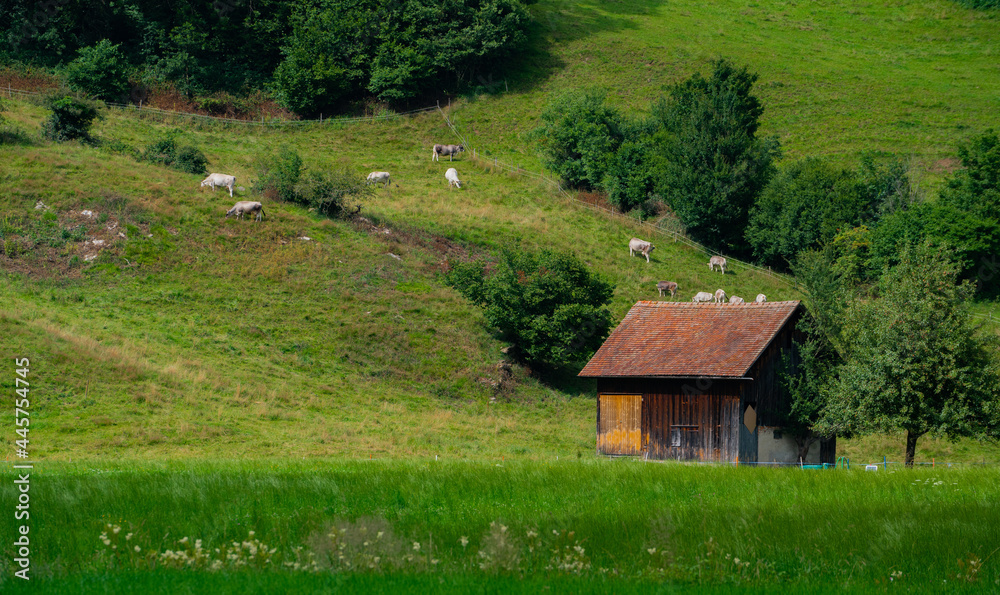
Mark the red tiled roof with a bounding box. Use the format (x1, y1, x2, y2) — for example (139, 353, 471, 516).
(579, 300, 802, 378)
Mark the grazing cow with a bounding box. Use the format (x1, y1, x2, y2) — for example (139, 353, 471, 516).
(226, 201, 265, 222)
(708, 255, 727, 274)
(433, 144, 465, 162)
(656, 281, 678, 298)
(445, 168, 462, 189)
(628, 238, 656, 262)
(201, 173, 237, 197)
(729, 296, 745, 304)
(755, 294, 767, 304)
(692, 291, 714, 303)
(366, 171, 392, 188)
(714, 289, 728, 304)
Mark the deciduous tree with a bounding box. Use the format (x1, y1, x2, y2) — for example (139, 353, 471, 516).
(446, 247, 614, 367)
(820, 243, 1000, 466)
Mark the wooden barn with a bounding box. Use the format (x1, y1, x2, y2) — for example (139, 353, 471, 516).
(579, 300, 835, 464)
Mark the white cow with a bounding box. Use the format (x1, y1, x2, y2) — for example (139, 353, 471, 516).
(628, 238, 656, 262)
(445, 168, 462, 189)
(201, 173, 237, 197)
(226, 201, 264, 222)
(755, 294, 767, 304)
(656, 281, 678, 298)
(708, 255, 727, 274)
(692, 291, 714, 303)
(433, 144, 465, 161)
(729, 296, 745, 304)
(366, 171, 392, 188)
(714, 289, 728, 304)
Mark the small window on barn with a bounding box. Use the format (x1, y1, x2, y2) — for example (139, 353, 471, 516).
(774, 430, 783, 440)
(670, 428, 681, 447)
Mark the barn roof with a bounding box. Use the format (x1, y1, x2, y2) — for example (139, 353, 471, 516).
(579, 300, 802, 378)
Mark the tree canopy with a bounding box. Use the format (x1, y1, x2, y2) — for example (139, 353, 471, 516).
(650, 59, 780, 254)
(818, 243, 1000, 465)
(445, 247, 614, 367)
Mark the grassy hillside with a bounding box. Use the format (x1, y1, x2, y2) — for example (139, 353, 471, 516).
(2, 0, 1000, 465)
(0, 97, 797, 461)
(458, 0, 1000, 185)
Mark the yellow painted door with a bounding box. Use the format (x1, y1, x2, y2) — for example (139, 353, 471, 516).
(598, 394, 642, 455)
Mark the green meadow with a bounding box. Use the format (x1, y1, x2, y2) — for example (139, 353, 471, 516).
(2, 0, 1000, 590)
(2, 462, 999, 592)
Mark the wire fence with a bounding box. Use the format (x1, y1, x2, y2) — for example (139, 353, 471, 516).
(435, 106, 799, 289)
(2, 84, 440, 126)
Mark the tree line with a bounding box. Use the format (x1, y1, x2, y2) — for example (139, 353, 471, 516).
(1, 0, 531, 114)
(535, 59, 1000, 297)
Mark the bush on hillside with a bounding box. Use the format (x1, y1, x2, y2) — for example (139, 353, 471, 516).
(41, 96, 102, 142)
(445, 247, 614, 367)
(650, 59, 781, 255)
(601, 123, 659, 213)
(940, 129, 1000, 217)
(535, 90, 625, 191)
(253, 147, 303, 202)
(867, 203, 1000, 293)
(293, 171, 372, 218)
(64, 39, 131, 102)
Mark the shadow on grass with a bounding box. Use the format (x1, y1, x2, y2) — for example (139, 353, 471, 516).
(0, 125, 36, 146)
(495, 0, 670, 93)
(533, 360, 598, 397)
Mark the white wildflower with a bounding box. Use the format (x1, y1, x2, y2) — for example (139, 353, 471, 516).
(460, 536, 469, 548)
(413, 542, 421, 551)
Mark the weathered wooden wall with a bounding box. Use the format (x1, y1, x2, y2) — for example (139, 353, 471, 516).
(596, 394, 642, 455)
(597, 378, 744, 461)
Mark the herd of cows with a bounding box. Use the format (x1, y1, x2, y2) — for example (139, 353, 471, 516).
(629, 237, 767, 305)
(198, 143, 766, 304)
(200, 143, 470, 220)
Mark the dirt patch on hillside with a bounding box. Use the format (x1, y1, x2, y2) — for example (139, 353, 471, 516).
(350, 215, 481, 268)
(928, 157, 962, 175)
(1, 200, 152, 280)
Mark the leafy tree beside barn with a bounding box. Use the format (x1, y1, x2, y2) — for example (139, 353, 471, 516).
(818, 243, 1000, 466)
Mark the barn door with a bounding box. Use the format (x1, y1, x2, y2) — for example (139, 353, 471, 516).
(597, 394, 642, 455)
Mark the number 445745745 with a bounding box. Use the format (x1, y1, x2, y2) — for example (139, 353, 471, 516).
(15, 358, 29, 451)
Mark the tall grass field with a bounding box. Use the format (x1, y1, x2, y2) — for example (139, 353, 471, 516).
(2, 461, 999, 592)
(2, 0, 1000, 591)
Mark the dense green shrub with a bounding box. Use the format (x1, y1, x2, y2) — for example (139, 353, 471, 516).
(746, 158, 870, 268)
(940, 129, 1000, 217)
(64, 40, 131, 102)
(600, 121, 658, 213)
(293, 171, 372, 218)
(650, 59, 781, 255)
(868, 203, 1000, 291)
(140, 137, 208, 175)
(253, 147, 304, 202)
(41, 96, 101, 142)
(535, 90, 624, 191)
(445, 247, 614, 367)
(252, 147, 369, 217)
